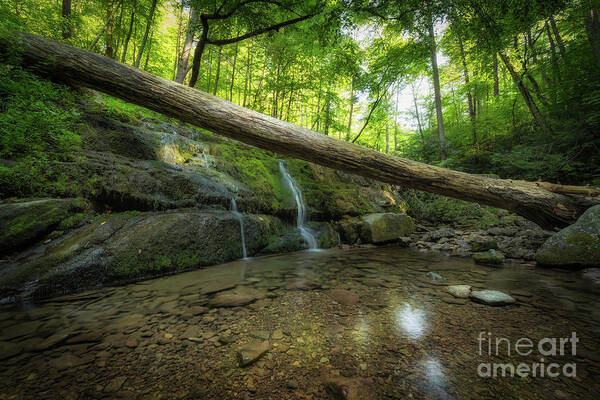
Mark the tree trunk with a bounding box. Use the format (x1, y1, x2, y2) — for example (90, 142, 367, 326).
(188, 16, 208, 88)
(61, 0, 72, 40)
(493, 53, 499, 96)
(411, 81, 425, 145)
(134, 0, 157, 68)
(143, 29, 153, 70)
(549, 15, 567, 59)
(213, 47, 222, 96)
(243, 42, 252, 107)
(546, 22, 562, 93)
(346, 75, 354, 141)
(114, 0, 125, 56)
(4, 32, 597, 228)
(105, 0, 115, 58)
(457, 32, 477, 146)
(229, 41, 239, 101)
(121, 0, 136, 63)
(385, 124, 389, 154)
(428, 20, 446, 159)
(173, 2, 184, 80)
(175, 7, 197, 83)
(584, 5, 600, 70)
(498, 51, 551, 132)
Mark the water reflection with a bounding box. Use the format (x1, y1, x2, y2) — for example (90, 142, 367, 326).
(419, 357, 454, 399)
(394, 303, 427, 339)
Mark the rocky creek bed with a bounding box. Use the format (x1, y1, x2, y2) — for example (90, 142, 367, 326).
(1, 246, 599, 399)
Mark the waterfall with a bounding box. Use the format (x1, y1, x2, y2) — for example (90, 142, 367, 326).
(230, 198, 247, 259)
(278, 161, 318, 250)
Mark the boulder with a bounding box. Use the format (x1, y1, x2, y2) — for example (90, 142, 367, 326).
(0, 198, 87, 253)
(360, 213, 414, 243)
(536, 205, 600, 268)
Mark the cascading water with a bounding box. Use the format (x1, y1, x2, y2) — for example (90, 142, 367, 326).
(278, 161, 318, 250)
(230, 198, 248, 259)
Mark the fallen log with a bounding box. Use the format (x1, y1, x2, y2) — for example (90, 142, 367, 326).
(1, 31, 598, 229)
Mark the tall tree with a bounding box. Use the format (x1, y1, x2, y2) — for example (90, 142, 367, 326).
(428, 18, 446, 159)
(61, 0, 72, 40)
(135, 0, 158, 68)
(121, 0, 137, 63)
(175, 7, 198, 83)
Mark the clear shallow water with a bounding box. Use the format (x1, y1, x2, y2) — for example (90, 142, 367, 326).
(0, 246, 599, 399)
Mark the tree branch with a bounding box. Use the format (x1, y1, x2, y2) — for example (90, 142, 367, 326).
(206, 13, 316, 46)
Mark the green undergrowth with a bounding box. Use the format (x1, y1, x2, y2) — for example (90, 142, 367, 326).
(0, 66, 81, 197)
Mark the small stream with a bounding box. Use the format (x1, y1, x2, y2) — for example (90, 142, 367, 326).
(1, 247, 599, 399)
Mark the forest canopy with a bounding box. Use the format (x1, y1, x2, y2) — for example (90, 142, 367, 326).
(1, 0, 599, 185)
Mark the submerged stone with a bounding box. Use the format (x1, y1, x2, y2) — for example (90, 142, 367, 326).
(426, 272, 445, 281)
(473, 249, 504, 265)
(470, 290, 516, 306)
(327, 289, 359, 305)
(236, 340, 269, 367)
(447, 285, 472, 298)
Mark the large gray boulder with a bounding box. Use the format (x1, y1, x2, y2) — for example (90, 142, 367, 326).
(536, 205, 600, 268)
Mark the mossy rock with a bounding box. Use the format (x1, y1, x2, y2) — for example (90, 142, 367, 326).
(470, 238, 499, 252)
(358, 213, 415, 244)
(536, 205, 600, 268)
(0, 210, 282, 300)
(473, 250, 505, 265)
(0, 198, 88, 253)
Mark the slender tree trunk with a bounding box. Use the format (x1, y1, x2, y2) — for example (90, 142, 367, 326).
(143, 29, 153, 70)
(206, 50, 212, 92)
(229, 41, 239, 101)
(385, 124, 389, 154)
(499, 51, 551, 131)
(134, 0, 157, 68)
(61, 0, 72, 39)
(188, 16, 208, 87)
(114, 0, 125, 55)
(213, 47, 222, 96)
(324, 90, 331, 135)
(346, 75, 355, 141)
(549, 15, 567, 59)
(394, 88, 398, 151)
(411, 82, 425, 145)
(547, 23, 562, 85)
(457, 32, 477, 145)
(493, 53, 499, 96)
(584, 5, 600, 70)
(173, 2, 184, 80)
(105, 0, 115, 58)
(175, 7, 197, 83)
(121, 0, 136, 63)
(243, 41, 252, 107)
(428, 20, 446, 159)
(253, 60, 266, 109)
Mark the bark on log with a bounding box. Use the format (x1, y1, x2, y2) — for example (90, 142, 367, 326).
(1, 32, 599, 229)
